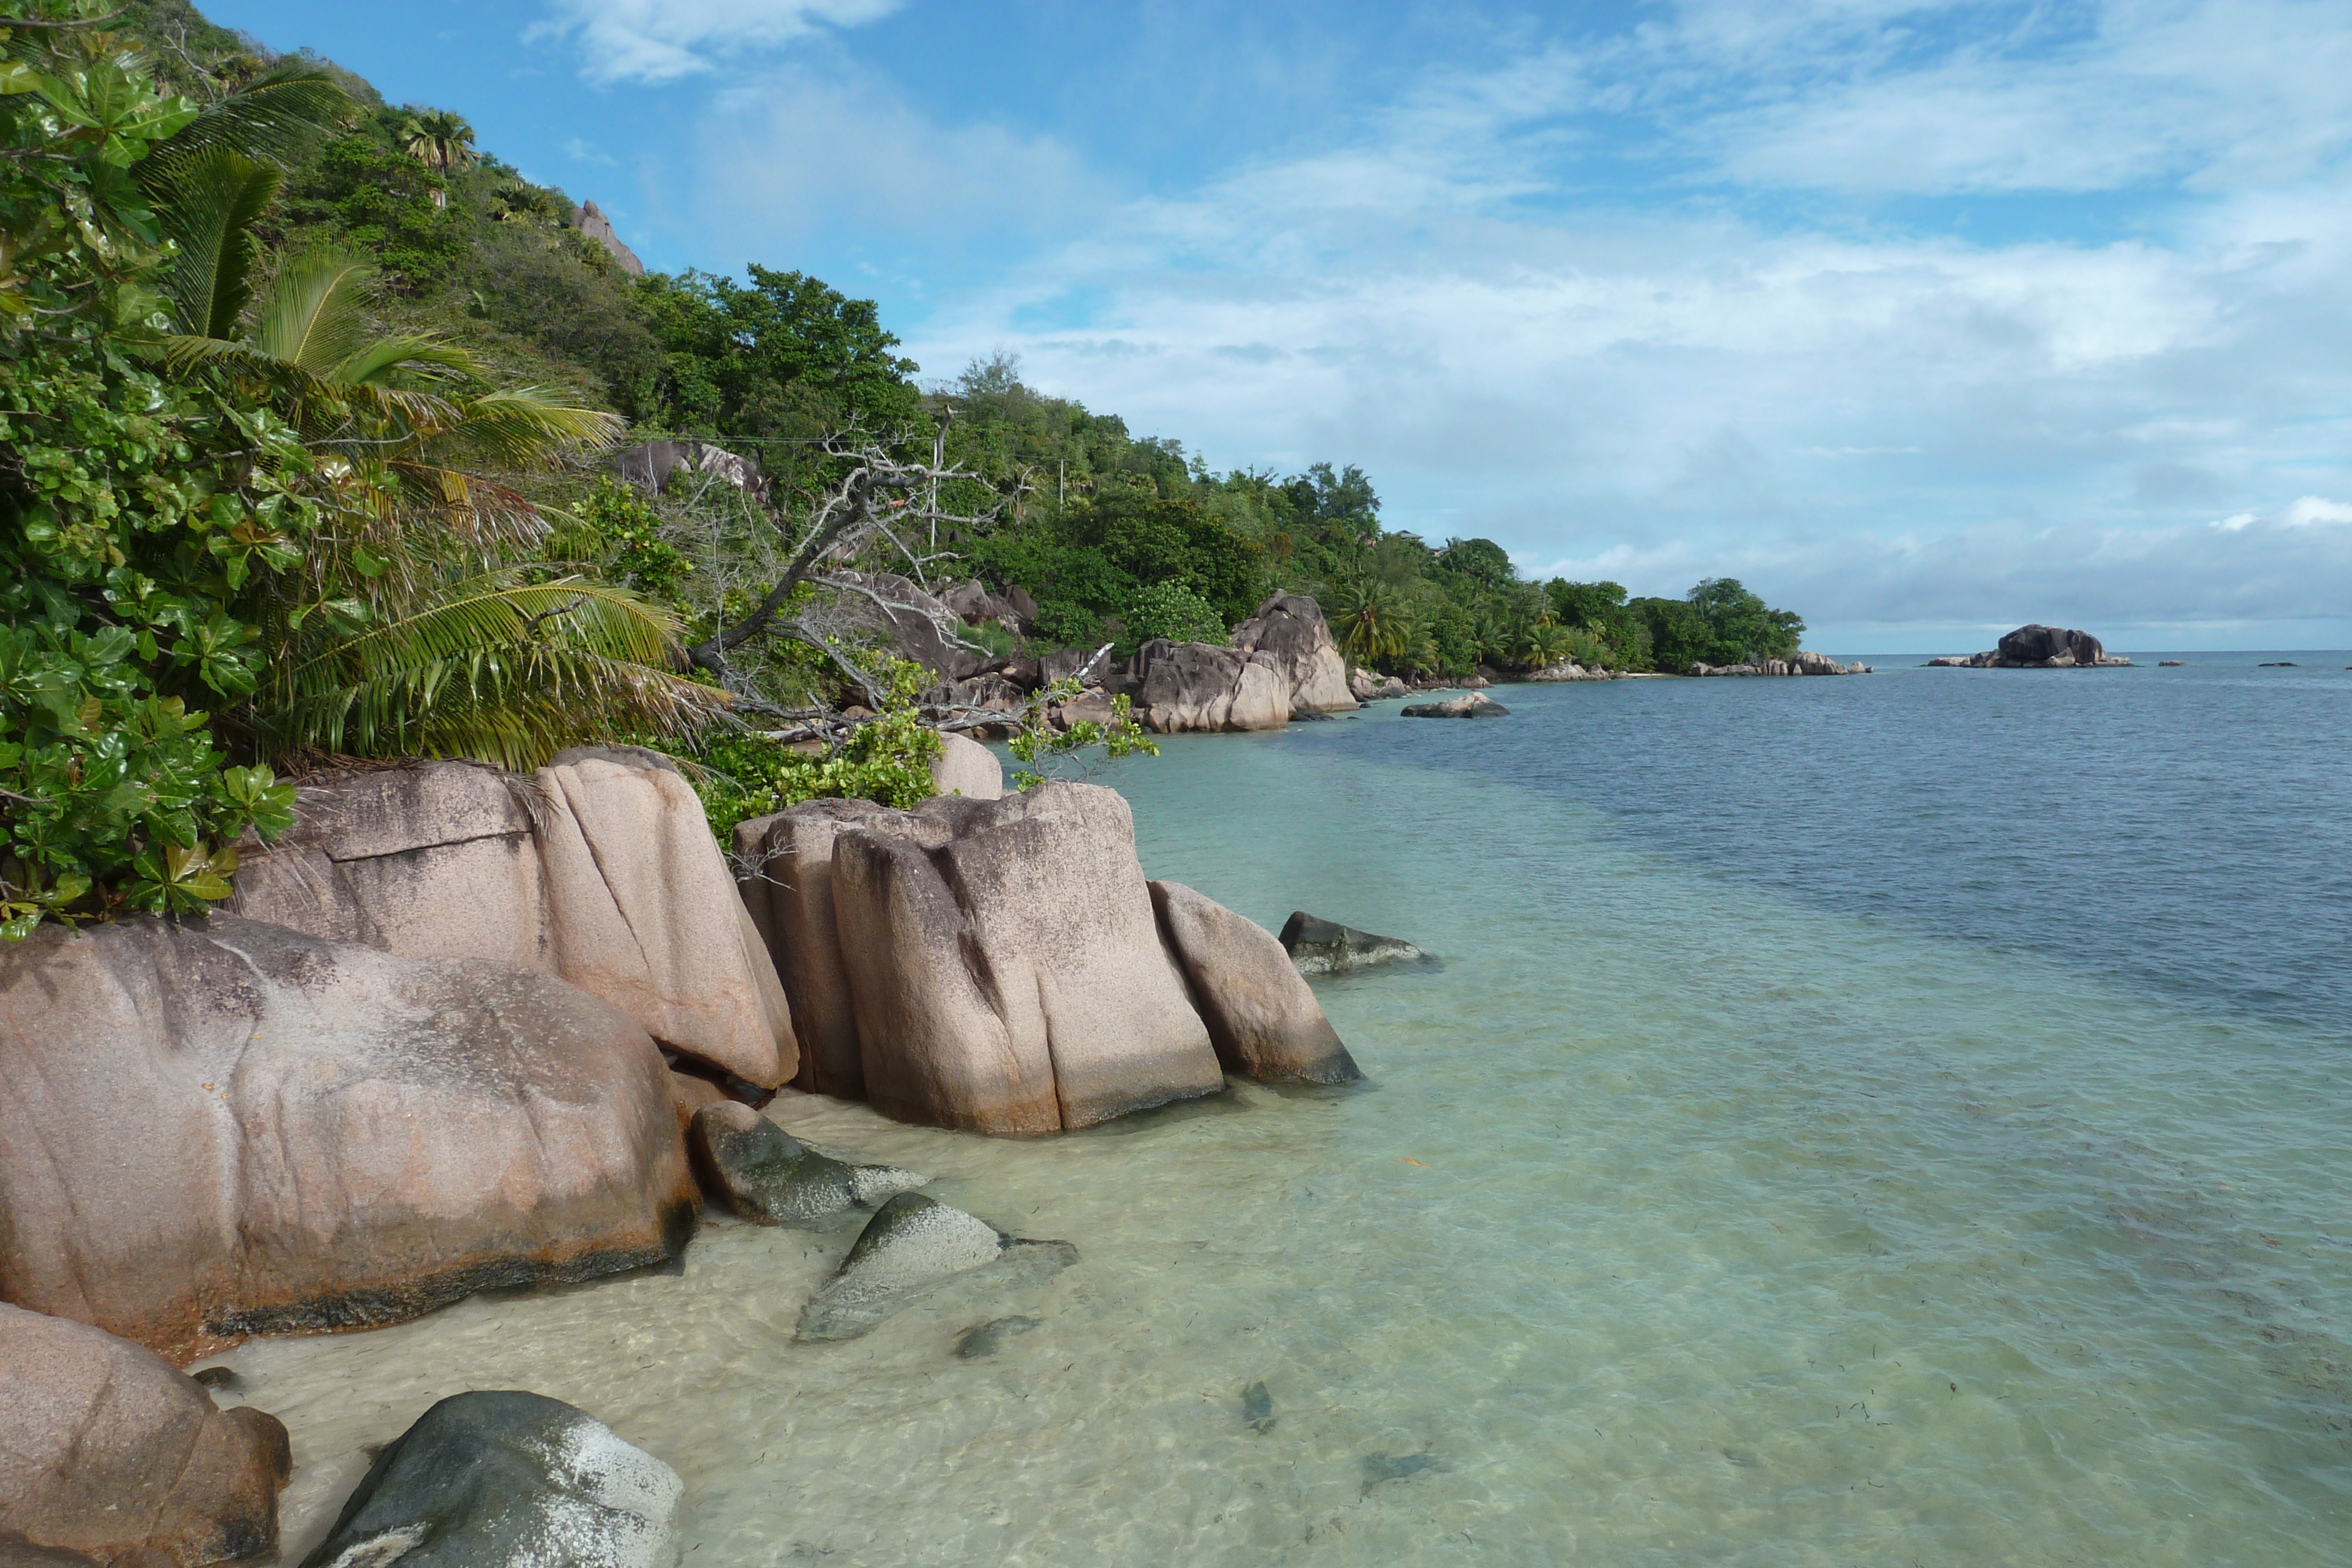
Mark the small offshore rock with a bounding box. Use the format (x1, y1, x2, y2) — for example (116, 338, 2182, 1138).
(1279, 912, 1428, 976)
(298, 1390, 679, 1568)
(954, 1315, 1044, 1360)
(2159, 660, 2186, 666)
(1400, 691, 1510, 718)
(1242, 1380, 1276, 1434)
(796, 1193, 1077, 1343)
(689, 1102, 924, 1228)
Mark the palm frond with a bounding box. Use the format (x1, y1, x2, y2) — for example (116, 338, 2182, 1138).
(332, 331, 479, 388)
(145, 62, 353, 168)
(253, 250, 377, 375)
(257, 573, 729, 770)
(148, 146, 282, 339)
(429, 388, 627, 469)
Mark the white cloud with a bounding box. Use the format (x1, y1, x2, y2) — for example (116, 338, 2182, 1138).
(2212, 512, 2257, 533)
(2282, 495, 2352, 528)
(528, 0, 900, 85)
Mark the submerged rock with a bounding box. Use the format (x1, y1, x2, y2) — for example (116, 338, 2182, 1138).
(1360, 1451, 1440, 1495)
(0, 1303, 292, 1566)
(0, 914, 696, 1362)
(796, 1193, 1077, 1343)
(1148, 881, 1361, 1085)
(953, 1315, 1044, 1360)
(1241, 1380, 1276, 1434)
(1400, 692, 1511, 718)
(1279, 912, 1429, 976)
(297, 1391, 679, 1568)
(688, 1102, 924, 1226)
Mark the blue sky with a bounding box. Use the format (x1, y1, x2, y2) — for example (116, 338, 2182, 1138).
(204, 1, 2352, 650)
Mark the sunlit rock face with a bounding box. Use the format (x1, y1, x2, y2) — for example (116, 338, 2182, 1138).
(0, 914, 696, 1363)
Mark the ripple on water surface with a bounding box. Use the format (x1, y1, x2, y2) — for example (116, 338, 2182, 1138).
(219, 672, 2352, 1564)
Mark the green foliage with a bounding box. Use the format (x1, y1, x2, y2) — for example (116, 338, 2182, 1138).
(280, 124, 465, 289)
(0, 4, 311, 931)
(1627, 579, 1803, 670)
(690, 658, 943, 840)
(572, 476, 691, 601)
(1122, 579, 1223, 647)
(1005, 681, 1158, 792)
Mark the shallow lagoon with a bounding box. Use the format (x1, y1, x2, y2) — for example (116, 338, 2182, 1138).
(227, 664, 2352, 1564)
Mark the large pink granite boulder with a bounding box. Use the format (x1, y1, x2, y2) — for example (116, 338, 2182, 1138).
(0, 1304, 290, 1566)
(1130, 640, 1291, 733)
(831, 784, 1224, 1133)
(733, 798, 897, 1101)
(226, 750, 796, 1089)
(0, 915, 696, 1363)
(1148, 881, 1361, 1085)
(1229, 593, 1358, 713)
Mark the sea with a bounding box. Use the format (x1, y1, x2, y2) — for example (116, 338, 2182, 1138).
(224, 653, 2352, 1566)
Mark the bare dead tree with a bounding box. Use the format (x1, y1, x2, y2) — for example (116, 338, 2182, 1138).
(678, 429, 1037, 734)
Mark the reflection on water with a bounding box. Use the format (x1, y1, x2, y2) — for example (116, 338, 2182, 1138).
(220, 681, 2352, 1564)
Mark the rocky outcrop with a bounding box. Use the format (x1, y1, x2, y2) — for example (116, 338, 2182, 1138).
(1130, 639, 1290, 733)
(928, 731, 1003, 799)
(296, 1391, 679, 1568)
(1230, 594, 1358, 712)
(794, 1193, 1076, 1343)
(940, 580, 1031, 635)
(1688, 651, 1869, 676)
(1349, 667, 1410, 701)
(830, 571, 988, 679)
(831, 784, 1225, 1132)
(612, 438, 760, 504)
(572, 199, 644, 278)
(1148, 882, 1361, 1085)
(1279, 912, 1428, 975)
(1401, 692, 1511, 718)
(687, 1102, 924, 1227)
(0, 915, 696, 1362)
(226, 753, 797, 1089)
(1, 1304, 291, 1565)
(736, 786, 1356, 1132)
(1528, 662, 1619, 681)
(1926, 625, 2130, 668)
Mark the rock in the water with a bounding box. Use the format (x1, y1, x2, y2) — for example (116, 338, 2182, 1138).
(1927, 625, 2130, 668)
(687, 1102, 923, 1226)
(796, 1193, 1075, 1343)
(1400, 691, 1511, 718)
(1241, 1380, 1275, 1434)
(1130, 639, 1291, 732)
(1229, 593, 1358, 712)
(928, 731, 1004, 800)
(0, 1304, 291, 1565)
(733, 798, 897, 1100)
(953, 1315, 1043, 1360)
(298, 1391, 679, 1568)
(225, 754, 797, 1089)
(1148, 882, 1361, 1085)
(0, 915, 696, 1362)
(1278, 912, 1428, 976)
(2159, 659, 2186, 666)
(831, 784, 1225, 1133)
(1349, 667, 1410, 701)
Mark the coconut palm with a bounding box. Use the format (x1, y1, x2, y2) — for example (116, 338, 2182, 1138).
(1326, 576, 1406, 664)
(145, 149, 729, 768)
(399, 109, 477, 206)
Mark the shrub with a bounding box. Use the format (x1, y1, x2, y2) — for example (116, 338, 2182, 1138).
(1122, 580, 1224, 646)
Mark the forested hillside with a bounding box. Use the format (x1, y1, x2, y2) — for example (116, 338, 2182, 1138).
(113, 0, 1806, 684)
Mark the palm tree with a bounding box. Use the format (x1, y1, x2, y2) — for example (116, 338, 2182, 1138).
(1326, 576, 1406, 664)
(147, 158, 729, 768)
(399, 109, 477, 207)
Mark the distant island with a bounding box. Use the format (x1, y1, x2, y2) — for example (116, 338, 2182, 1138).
(1924, 625, 2133, 668)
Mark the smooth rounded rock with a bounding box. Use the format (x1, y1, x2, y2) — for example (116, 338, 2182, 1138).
(687, 1101, 924, 1227)
(1278, 912, 1428, 976)
(1150, 881, 1361, 1084)
(795, 1193, 1076, 1343)
(297, 1391, 679, 1568)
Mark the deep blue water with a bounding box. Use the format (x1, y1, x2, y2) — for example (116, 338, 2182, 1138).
(1306, 654, 2352, 1036)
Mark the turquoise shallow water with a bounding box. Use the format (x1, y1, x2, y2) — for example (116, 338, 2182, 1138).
(228, 666, 2351, 1564)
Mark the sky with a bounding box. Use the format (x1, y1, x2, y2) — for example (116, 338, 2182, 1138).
(201, 0, 2352, 651)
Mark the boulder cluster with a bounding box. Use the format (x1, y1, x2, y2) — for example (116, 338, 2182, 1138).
(0, 738, 1372, 1562)
(1925, 624, 2132, 668)
(1687, 651, 1870, 676)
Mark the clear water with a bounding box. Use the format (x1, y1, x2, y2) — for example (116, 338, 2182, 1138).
(219, 657, 2352, 1565)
